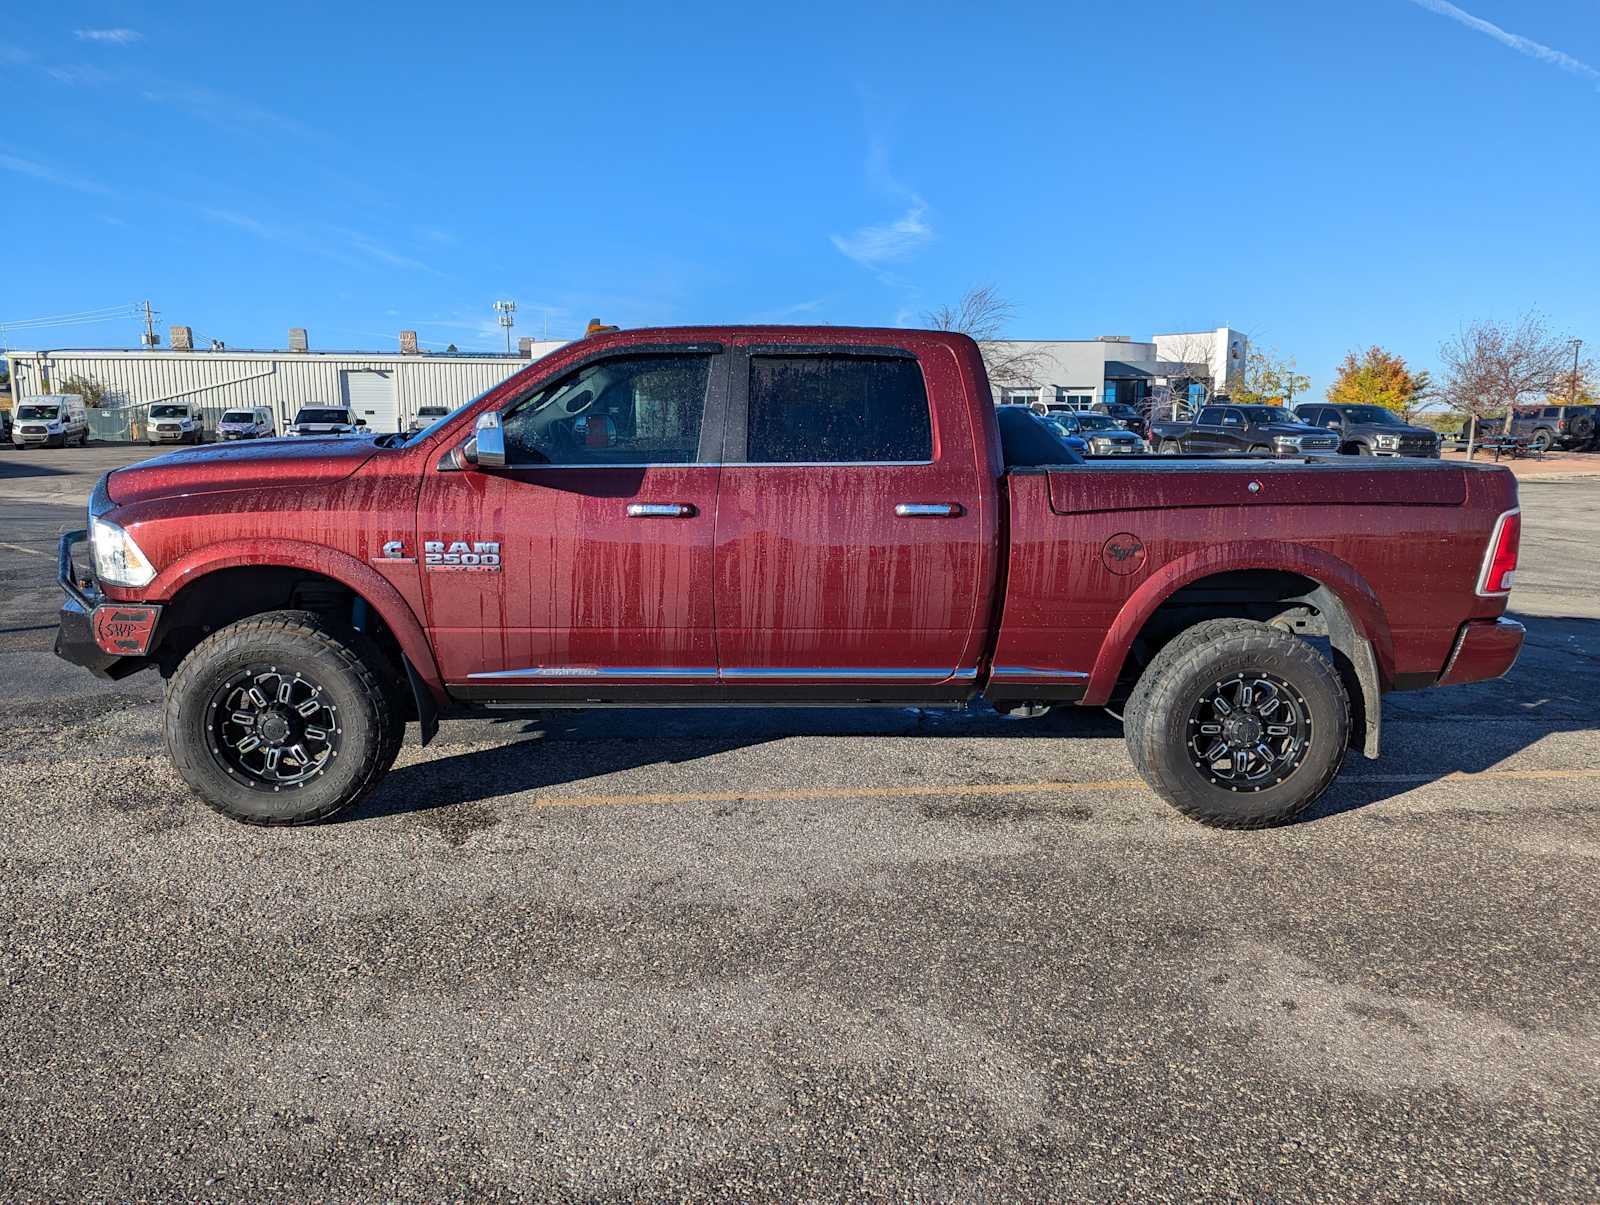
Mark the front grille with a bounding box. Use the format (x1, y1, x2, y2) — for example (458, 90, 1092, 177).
(21, 426, 46, 435)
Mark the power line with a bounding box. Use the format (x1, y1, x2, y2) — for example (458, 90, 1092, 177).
(0, 302, 141, 328)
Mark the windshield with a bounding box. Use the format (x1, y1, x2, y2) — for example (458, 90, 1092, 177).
(221, 411, 255, 423)
(1339, 405, 1404, 425)
(417, 406, 448, 417)
(150, 404, 189, 418)
(1074, 414, 1119, 431)
(1238, 406, 1292, 423)
(17, 405, 59, 420)
(295, 409, 350, 425)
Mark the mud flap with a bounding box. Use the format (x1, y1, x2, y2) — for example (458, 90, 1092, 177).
(403, 654, 440, 746)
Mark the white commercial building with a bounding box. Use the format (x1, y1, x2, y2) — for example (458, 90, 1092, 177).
(985, 327, 1247, 413)
(3, 326, 566, 440)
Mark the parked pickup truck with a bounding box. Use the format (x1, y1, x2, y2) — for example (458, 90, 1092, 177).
(55, 326, 1525, 831)
(1150, 404, 1340, 456)
(1292, 403, 1441, 458)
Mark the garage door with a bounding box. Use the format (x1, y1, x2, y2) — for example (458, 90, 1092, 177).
(341, 370, 399, 433)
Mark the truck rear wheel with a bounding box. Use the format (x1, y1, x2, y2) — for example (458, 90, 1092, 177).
(1125, 621, 1349, 829)
(163, 610, 404, 825)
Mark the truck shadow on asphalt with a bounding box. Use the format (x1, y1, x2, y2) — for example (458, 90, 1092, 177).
(0, 458, 72, 482)
(347, 614, 1600, 827)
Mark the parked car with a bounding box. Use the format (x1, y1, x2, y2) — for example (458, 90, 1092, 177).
(408, 405, 451, 435)
(54, 325, 1522, 833)
(1149, 404, 1340, 455)
(1292, 403, 1441, 458)
(216, 407, 277, 440)
(12, 393, 89, 448)
(146, 402, 208, 446)
(1032, 413, 1089, 457)
(1091, 400, 1149, 439)
(286, 406, 365, 437)
(1049, 410, 1145, 454)
(1506, 403, 1599, 452)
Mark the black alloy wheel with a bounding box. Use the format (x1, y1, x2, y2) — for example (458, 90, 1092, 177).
(1184, 672, 1311, 793)
(205, 665, 342, 789)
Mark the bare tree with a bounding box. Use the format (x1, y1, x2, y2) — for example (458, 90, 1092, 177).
(923, 285, 1050, 396)
(1438, 312, 1573, 458)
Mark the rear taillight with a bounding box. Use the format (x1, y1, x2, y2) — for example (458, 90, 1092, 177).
(1477, 508, 1520, 596)
(1557, 420, 1567, 431)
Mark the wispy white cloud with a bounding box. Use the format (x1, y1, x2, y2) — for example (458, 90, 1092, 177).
(1406, 0, 1600, 86)
(47, 64, 116, 85)
(831, 198, 933, 267)
(0, 153, 112, 196)
(0, 43, 32, 64)
(75, 28, 143, 44)
(747, 297, 829, 322)
(139, 81, 305, 136)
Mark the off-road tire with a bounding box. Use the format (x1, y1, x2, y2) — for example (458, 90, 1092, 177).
(1249, 444, 1272, 455)
(1159, 439, 1181, 454)
(163, 610, 404, 825)
(1530, 428, 1554, 453)
(1125, 621, 1350, 829)
(1353, 442, 1373, 456)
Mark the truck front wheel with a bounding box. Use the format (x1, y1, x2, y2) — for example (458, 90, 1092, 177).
(1159, 439, 1182, 454)
(1125, 621, 1349, 829)
(163, 610, 404, 825)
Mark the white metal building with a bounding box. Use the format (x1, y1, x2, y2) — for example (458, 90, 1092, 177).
(986, 327, 1247, 413)
(4, 332, 567, 440)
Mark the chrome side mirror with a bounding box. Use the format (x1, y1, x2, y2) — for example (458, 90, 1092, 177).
(465, 410, 505, 469)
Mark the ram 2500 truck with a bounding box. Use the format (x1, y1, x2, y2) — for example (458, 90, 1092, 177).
(54, 326, 1525, 830)
(1150, 404, 1341, 456)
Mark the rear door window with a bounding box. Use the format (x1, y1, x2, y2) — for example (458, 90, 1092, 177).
(1196, 406, 1224, 425)
(743, 354, 932, 463)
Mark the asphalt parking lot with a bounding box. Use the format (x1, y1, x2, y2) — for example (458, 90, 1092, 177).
(2, 444, 1598, 1198)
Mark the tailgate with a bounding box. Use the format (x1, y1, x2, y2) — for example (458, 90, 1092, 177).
(1047, 462, 1467, 516)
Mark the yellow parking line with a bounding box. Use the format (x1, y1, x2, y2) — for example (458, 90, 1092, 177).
(532, 766, 1600, 810)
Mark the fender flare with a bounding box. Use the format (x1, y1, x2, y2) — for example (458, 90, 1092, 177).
(1085, 541, 1395, 754)
(144, 538, 447, 711)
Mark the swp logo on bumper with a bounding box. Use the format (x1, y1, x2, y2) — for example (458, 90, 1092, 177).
(424, 540, 502, 572)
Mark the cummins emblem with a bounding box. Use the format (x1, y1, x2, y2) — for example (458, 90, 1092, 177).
(381, 540, 406, 559)
(425, 539, 502, 572)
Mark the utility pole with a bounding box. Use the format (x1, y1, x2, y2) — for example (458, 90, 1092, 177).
(1571, 338, 1584, 403)
(494, 299, 516, 354)
(140, 300, 160, 348)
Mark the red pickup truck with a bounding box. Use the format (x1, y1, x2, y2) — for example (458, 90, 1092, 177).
(55, 326, 1524, 830)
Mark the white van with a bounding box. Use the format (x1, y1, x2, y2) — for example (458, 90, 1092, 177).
(217, 406, 276, 440)
(146, 401, 207, 445)
(12, 394, 89, 448)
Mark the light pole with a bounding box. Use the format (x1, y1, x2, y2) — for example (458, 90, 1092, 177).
(1571, 338, 1584, 403)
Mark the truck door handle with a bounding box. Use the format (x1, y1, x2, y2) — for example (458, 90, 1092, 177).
(627, 503, 697, 518)
(895, 503, 964, 518)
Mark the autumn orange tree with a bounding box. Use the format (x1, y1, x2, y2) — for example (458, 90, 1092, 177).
(1326, 347, 1432, 421)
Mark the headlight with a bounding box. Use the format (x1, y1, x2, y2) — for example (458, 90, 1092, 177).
(1274, 435, 1302, 448)
(90, 515, 157, 587)
(1376, 435, 1399, 448)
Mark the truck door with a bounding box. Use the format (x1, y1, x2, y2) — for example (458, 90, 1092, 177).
(415, 344, 727, 691)
(1190, 405, 1226, 453)
(713, 343, 988, 691)
(1219, 407, 1249, 451)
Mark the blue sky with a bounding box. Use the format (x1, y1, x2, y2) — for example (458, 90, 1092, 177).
(3, 0, 1598, 394)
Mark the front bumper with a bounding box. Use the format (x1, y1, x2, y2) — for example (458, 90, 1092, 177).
(1438, 617, 1525, 686)
(54, 530, 162, 680)
(148, 429, 192, 442)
